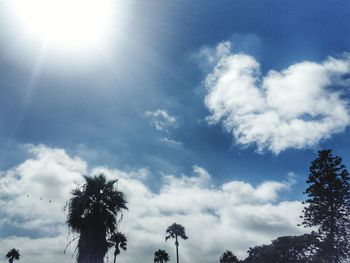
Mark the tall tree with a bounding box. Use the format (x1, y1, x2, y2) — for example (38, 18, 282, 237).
(108, 231, 127, 263)
(154, 249, 170, 263)
(165, 223, 188, 263)
(220, 250, 239, 263)
(6, 249, 20, 263)
(302, 150, 350, 262)
(66, 174, 127, 263)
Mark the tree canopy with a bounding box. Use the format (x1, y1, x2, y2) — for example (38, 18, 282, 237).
(6, 248, 20, 263)
(243, 234, 318, 263)
(220, 250, 239, 263)
(154, 249, 170, 263)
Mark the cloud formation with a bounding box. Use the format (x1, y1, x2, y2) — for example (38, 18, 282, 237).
(145, 109, 177, 133)
(0, 145, 306, 262)
(145, 109, 182, 146)
(203, 42, 350, 153)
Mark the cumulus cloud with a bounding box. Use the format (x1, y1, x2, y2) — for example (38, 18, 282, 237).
(203, 42, 350, 153)
(0, 145, 86, 234)
(0, 145, 306, 262)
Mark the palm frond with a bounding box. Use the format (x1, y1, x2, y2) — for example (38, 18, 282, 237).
(6, 248, 20, 261)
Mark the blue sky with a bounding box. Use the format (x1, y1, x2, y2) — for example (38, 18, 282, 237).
(1, 0, 350, 262)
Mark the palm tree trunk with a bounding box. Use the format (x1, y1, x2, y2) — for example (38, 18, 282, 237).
(175, 236, 179, 263)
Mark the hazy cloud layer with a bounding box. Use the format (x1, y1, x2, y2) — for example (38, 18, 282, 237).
(203, 42, 350, 153)
(0, 145, 306, 262)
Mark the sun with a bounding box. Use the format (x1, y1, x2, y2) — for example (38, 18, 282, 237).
(10, 0, 114, 49)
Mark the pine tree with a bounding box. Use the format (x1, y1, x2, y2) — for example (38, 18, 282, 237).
(302, 150, 350, 263)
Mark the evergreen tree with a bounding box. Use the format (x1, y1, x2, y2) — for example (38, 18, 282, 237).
(302, 150, 350, 262)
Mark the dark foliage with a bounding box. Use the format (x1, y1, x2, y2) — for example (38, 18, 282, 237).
(108, 231, 127, 263)
(302, 150, 350, 262)
(220, 250, 240, 263)
(154, 249, 170, 263)
(6, 248, 20, 263)
(243, 234, 318, 263)
(66, 174, 127, 263)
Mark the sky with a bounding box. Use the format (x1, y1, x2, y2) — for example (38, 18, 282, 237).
(0, 0, 350, 262)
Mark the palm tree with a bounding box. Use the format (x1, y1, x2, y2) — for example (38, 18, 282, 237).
(154, 249, 170, 263)
(108, 231, 127, 263)
(66, 174, 127, 263)
(165, 223, 188, 263)
(6, 248, 20, 263)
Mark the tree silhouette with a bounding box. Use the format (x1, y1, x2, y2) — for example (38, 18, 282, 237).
(154, 249, 170, 263)
(244, 245, 274, 263)
(165, 223, 188, 263)
(302, 150, 350, 262)
(108, 231, 127, 263)
(271, 234, 318, 262)
(220, 250, 239, 263)
(243, 234, 318, 263)
(66, 174, 127, 263)
(6, 248, 20, 263)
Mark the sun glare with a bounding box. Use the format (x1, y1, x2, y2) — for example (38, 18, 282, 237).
(11, 0, 113, 49)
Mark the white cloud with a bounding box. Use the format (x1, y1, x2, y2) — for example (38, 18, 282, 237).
(145, 109, 177, 133)
(0, 145, 307, 262)
(145, 109, 182, 146)
(160, 137, 183, 147)
(0, 235, 74, 263)
(0, 145, 86, 233)
(203, 42, 350, 153)
(197, 41, 232, 68)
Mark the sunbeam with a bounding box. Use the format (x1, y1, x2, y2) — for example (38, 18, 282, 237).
(11, 0, 113, 49)
(1, 0, 133, 69)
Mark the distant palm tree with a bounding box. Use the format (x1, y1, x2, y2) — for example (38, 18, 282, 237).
(154, 249, 170, 263)
(6, 248, 20, 263)
(220, 250, 239, 263)
(108, 231, 127, 263)
(66, 174, 127, 263)
(165, 223, 188, 263)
